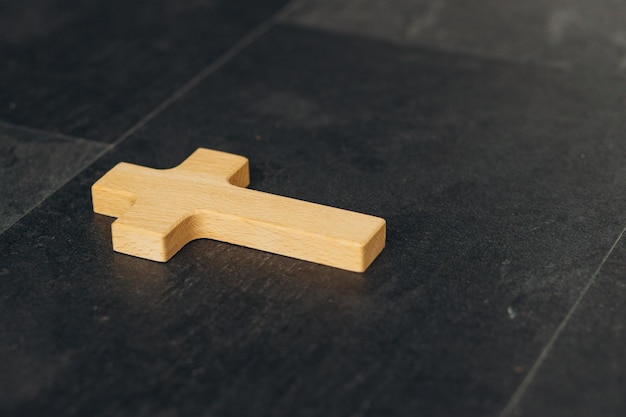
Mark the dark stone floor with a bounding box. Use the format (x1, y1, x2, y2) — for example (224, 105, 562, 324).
(1, 1, 625, 416)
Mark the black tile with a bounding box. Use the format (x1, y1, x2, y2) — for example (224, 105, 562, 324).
(286, 0, 626, 74)
(0, 122, 107, 234)
(0, 0, 288, 142)
(2, 25, 626, 416)
(512, 236, 626, 417)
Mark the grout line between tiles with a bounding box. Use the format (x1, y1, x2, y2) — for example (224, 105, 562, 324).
(499, 223, 626, 417)
(0, 145, 113, 236)
(110, 0, 308, 148)
(277, 21, 575, 74)
(0, 120, 109, 148)
(0, 0, 305, 239)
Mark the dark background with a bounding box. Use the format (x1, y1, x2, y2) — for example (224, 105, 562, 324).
(1, 1, 626, 416)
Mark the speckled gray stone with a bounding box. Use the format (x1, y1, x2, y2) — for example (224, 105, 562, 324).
(286, 0, 626, 73)
(0, 123, 106, 234)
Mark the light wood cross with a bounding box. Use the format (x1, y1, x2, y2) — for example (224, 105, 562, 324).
(92, 148, 385, 272)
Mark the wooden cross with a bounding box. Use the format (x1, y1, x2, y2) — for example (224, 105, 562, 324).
(92, 148, 385, 272)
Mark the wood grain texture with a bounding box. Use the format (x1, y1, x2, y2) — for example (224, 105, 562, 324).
(92, 148, 386, 272)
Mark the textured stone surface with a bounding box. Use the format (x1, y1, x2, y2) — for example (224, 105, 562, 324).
(286, 0, 626, 73)
(0, 123, 106, 234)
(515, 236, 626, 417)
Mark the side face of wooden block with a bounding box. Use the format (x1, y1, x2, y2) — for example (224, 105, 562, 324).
(91, 148, 386, 272)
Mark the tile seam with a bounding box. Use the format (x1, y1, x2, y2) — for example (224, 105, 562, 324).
(499, 222, 626, 417)
(110, 0, 308, 148)
(278, 20, 591, 74)
(0, 120, 108, 148)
